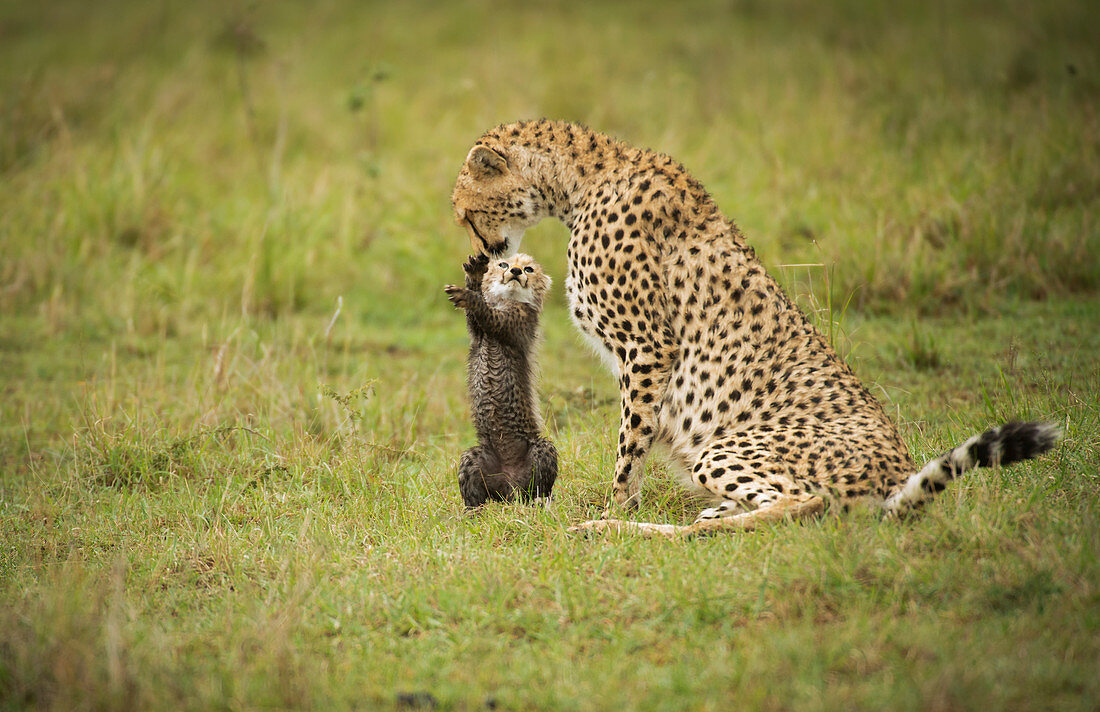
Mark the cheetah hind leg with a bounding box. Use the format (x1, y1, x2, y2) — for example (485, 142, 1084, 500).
(568, 496, 824, 539)
(567, 518, 686, 539)
(688, 495, 824, 535)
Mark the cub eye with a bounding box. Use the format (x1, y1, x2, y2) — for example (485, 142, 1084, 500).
(498, 262, 508, 269)
(524, 266, 534, 273)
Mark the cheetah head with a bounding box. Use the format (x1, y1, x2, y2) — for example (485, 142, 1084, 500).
(452, 142, 542, 257)
(483, 253, 551, 309)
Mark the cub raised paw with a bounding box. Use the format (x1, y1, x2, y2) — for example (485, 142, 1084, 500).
(444, 283, 470, 309)
(463, 253, 490, 289)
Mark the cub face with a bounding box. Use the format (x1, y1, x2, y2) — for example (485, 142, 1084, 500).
(452, 143, 540, 257)
(483, 253, 551, 308)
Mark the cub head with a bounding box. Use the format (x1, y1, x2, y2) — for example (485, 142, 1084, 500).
(452, 141, 542, 257)
(483, 253, 551, 309)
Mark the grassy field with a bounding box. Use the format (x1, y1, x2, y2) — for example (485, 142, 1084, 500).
(2, 1, 1099, 709)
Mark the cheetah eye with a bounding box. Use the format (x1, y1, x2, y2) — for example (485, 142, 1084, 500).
(524, 266, 533, 273)
(498, 262, 508, 269)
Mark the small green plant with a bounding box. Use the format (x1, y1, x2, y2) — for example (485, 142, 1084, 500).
(320, 381, 376, 430)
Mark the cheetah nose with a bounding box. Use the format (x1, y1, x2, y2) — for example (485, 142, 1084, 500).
(510, 267, 522, 276)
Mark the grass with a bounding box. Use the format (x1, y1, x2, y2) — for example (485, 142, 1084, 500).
(2, 0, 1099, 709)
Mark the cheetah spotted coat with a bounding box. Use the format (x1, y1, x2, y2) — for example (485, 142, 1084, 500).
(450, 119, 1059, 537)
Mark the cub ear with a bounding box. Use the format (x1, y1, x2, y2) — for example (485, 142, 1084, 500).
(466, 145, 508, 179)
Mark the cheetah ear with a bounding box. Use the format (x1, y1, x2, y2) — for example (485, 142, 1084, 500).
(466, 145, 508, 179)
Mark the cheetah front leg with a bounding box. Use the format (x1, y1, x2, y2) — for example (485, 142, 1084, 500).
(608, 341, 671, 510)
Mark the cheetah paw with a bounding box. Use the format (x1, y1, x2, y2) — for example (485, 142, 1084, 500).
(567, 519, 623, 536)
(568, 519, 685, 540)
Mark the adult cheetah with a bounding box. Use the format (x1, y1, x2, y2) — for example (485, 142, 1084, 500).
(450, 119, 1060, 537)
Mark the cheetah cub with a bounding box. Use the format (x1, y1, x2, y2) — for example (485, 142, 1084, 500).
(445, 253, 558, 508)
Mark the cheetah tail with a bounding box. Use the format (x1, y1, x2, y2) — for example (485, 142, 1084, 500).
(882, 421, 1062, 516)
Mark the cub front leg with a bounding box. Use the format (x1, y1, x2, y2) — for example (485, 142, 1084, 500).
(444, 254, 490, 309)
(459, 292, 531, 345)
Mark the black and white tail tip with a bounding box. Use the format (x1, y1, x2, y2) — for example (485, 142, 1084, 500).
(884, 421, 1062, 515)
